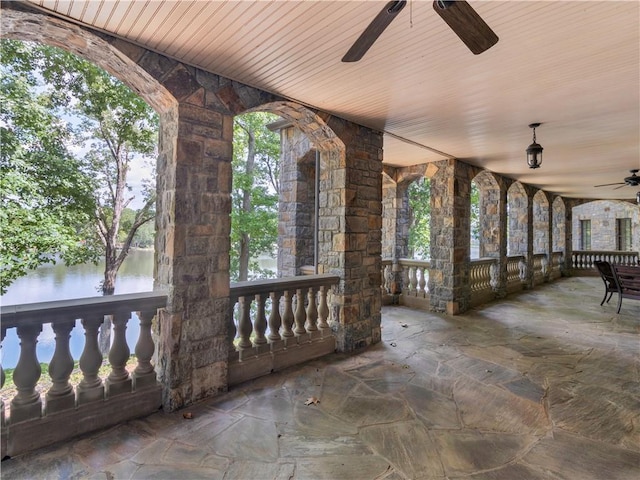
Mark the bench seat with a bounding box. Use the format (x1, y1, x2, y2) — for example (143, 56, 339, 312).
(612, 265, 640, 314)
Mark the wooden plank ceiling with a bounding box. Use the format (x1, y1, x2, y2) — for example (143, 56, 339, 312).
(26, 0, 640, 200)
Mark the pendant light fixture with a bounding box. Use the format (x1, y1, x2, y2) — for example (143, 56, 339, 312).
(526, 123, 543, 169)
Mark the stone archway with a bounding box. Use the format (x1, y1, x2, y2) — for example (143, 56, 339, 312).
(2, 4, 385, 409)
(245, 102, 346, 278)
(244, 101, 383, 352)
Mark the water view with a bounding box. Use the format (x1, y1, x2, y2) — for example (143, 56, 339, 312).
(1, 249, 154, 369)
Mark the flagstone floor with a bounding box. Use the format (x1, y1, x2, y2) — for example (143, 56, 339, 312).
(2, 276, 639, 479)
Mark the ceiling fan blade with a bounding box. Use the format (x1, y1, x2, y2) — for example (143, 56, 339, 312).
(594, 182, 626, 187)
(613, 184, 629, 190)
(342, 0, 406, 62)
(433, 1, 499, 55)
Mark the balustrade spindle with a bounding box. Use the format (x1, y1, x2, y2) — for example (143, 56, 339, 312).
(306, 287, 318, 332)
(77, 316, 105, 404)
(402, 266, 410, 294)
(383, 264, 393, 294)
(133, 309, 157, 389)
(228, 294, 239, 356)
(253, 294, 267, 346)
(418, 267, 426, 295)
(281, 291, 294, 338)
(237, 296, 253, 350)
(294, 289, 307, 335)
(318, 286, 330, 330)
(10, 325, 43, 423)
(46, 320, 76, 413)
(409, 267, 418, 295)
(106, 312, 132, 396)
(268, 292, 283, 342)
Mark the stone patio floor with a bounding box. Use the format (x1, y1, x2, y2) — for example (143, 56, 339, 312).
(2, 276, 639, 479)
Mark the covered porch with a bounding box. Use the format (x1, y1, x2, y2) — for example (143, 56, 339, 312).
(1, 3, 638, 476)
(2, 277, 638, 480)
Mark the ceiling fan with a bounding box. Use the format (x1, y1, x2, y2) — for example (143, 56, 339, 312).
(342, 0, 499, 63)
(594, 169, 640, 190)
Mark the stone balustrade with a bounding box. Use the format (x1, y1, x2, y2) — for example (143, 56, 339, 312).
(398, 259, 430, 298)
(469, 258, 497, 306)
(227, 274, 339, 385)
(0, 292, 166, 457)
(532, 253, 549, 285)
(571, 250, 639, 274)
(506, 255, 527, 293)
(549, 251, 564, 280)
(381, 259, 393, 295)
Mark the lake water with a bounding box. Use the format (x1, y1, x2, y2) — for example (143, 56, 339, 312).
(1, 249, 154, 369)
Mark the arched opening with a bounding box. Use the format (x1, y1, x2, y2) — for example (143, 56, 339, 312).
(230, 111, 281, 281)
(470, 171, 501, 260)
(243, 102, 345, 278)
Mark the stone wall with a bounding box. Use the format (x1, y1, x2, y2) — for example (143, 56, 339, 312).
(552, 197, 566, 252)
(508, 183, 529, 256)
(572, 200, 640, 251)
(533, 191, 550, 254)
(473, 171, 508, 297)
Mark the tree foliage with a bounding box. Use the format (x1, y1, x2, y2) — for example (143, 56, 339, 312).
(231, 112, 280, 281)
(408, 178, 431, 259)
(0, 39, 158, 295)
(0, 42, 98, 293)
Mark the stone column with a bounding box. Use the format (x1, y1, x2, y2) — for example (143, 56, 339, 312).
(563, 199, 580, 274)
(428, 159, 472, 314)
(552, 196, 566, 253)
(478, 179, 508, 297)
(276, 123, 317, 277)
(155, 96, 233, 411)
(381, 172, 398, 260)
(508, 183, 533, 287)
(545, 197, 554, 281)
(524, 187, 536, 288)
(382, 171, 412, 294)
(320, 119, 384, 351)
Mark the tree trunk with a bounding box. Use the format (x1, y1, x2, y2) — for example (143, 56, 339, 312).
(239, 232, 250, 281)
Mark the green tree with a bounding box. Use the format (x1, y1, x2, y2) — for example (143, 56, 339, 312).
(408, 177, 431, 259)
(0, 43, 97, 294)
(1, 39, 158, 295)
(231, 112, 280, 281)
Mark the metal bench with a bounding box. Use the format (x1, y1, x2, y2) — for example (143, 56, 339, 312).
(594, 260, 618, 306)
(612, 264, 640, 314)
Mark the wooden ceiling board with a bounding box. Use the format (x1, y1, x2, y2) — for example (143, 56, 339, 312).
(21, 0, 640, 200)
